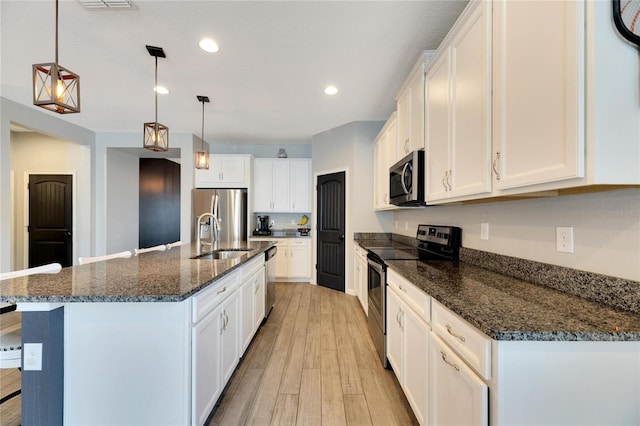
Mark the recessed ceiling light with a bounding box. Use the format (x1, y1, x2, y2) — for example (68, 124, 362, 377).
(154, 86, 169, 95)
(324, 86, 338, 95)
(199, 38, 220, 53)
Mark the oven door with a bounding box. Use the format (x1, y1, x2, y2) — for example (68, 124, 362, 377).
(367, 254, 387, 366)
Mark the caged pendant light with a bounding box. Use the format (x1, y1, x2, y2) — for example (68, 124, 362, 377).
(143, 45, 169, 152)
(32, 0, 80, 114)
(195, 96, 210, 170)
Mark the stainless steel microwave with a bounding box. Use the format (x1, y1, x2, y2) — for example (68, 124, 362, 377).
(389, 150, 425, 206)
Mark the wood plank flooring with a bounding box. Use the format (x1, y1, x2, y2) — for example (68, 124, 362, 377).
(210, 282, 417, 426)
(0, 283, 417, 426)
(0, 310, 21, 426)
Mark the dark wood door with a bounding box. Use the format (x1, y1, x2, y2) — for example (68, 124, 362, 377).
(139, 158, 181, 248)
(28, 174, 73, 267)
(316, 171, 346, 292)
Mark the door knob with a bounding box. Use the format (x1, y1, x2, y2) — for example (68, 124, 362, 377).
(339, 234, 345, 241)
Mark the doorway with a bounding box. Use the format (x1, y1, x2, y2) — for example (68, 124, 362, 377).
(28, 174, 73, 267)
(316, 171, 346, 292)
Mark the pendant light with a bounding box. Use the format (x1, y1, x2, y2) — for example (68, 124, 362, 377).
(32, 0, 80, 114)
(195, 95, 210, 170)
(143, 45, 169, 152)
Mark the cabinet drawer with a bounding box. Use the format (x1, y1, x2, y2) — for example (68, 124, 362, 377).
(290, 239, 309, 247)
(431, 300, 491, 379)
(192, 271, 241, 324)
(387, 268, 431, 324)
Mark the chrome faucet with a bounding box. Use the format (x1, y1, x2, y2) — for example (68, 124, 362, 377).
(196, 213, 221, 247)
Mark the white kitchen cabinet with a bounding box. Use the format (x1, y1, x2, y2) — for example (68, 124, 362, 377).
(430, 333, 488, 426)
(289, 159, 312, 212)
(353, 245, 368, 315)
(195, 155, 251, 188)
(396, 52, 431, 160)
(253, 158, 311, 213)
(288, 238, 311, 279)
(192, 304, 222, 426)
(386, 269, 430, 425)
(253, 267, 266, 330)
(251, 238, 311, 281)
(220, 290, 240, 385)
(425, 0, 492, 203)
(240, 257, 266, 354)
(373, 113, 397, 211)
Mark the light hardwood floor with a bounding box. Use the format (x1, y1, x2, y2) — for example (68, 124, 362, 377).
(0, 283, 417, 426)
(0, 310, 21, 426)
(209, 282, 417, 426)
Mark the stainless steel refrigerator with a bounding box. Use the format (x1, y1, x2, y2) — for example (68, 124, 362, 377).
(192, 189, 248, 244)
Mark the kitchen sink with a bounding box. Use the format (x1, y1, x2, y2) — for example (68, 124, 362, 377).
(192, 249, 252, 260)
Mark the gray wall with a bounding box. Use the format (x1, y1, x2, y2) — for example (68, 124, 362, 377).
(106, 149, 139, 253)
(211, 142, 311, 158)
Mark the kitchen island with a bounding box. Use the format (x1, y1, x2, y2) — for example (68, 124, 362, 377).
(0, 241, 274, 426)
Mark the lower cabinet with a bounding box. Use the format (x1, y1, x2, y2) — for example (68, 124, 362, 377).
(429, 333, 488, 426)
(353, 246, 368, 314)
(191, 255, 267, 425)
(387, 272, 430, 425)
(250, 237, 311, 281)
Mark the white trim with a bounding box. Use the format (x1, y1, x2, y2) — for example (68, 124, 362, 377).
(23, 171, 77, 268)
(312, 166, 350, 292)
(18, 302, 64, 312)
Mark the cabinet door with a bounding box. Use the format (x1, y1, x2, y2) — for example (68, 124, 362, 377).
(194, 158, 223, 188)
(240, 274, 255, 355)
(254, 267, 266, 329)
(220, 291, 240, 385)
(192, 306, 222, 426)
(397, 89, 409, 162)
(449, 0, 492, 199)
(253, 159, 274, 211)
(429, 333, 488, 426)
(407, 70, 425, 153)
(386, 287, 403, 373)
(492, 0, 583, 190)
(289, 159, 311, 212)
(359, 256, 368, 315)
(220, 156, 247, 184)
(425, 50, 451, 202)
(289, 239, 310, 278)
(274, 240, 288, 278)
(271, 161, 290, 212)
(403, 305, 429, 426)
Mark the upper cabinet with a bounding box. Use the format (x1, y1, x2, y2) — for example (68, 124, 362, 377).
(422, 0, 639, 204)
(253, 158, 311, 213)
(396, 52, 433, 161)
(492, 0, 584, 191)
(195, 155, 251, 188)
(425, 0, 492, 203)
(373, 113, 397, 211)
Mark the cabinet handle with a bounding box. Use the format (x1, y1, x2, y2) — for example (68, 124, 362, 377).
(492, 152, 501, 181)
(217, 286, 227, 295)
(220, 312, 225, 334)
(255, 281, 260, 294)
(440, 350, 460, 372)
(292, 202, 296, 209)
(447, 169, 452, 191)
(445, 323, 466, 343)
(396, 308, 401, 326)
(442, 171, 448, 191)
(400, 310, 404, 331)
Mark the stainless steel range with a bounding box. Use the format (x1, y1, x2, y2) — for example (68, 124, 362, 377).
(366, 224, 461, 367)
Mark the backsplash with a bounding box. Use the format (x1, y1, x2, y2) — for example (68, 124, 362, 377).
(355, 232, 640, 315)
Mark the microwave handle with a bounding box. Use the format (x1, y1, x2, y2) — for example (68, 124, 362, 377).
(401, 162, 411, 194)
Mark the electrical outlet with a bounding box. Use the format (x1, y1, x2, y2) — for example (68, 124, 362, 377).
(556, 227, 574, 253)
(480, 222, 489, 240)
(23, 343, 43, 371)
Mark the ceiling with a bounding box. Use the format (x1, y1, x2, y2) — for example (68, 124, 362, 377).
(1, 0, 467, 145)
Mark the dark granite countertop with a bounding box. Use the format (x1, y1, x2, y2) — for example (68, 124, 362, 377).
(0, 241, 273, 303)
(356, 239, 640, 342)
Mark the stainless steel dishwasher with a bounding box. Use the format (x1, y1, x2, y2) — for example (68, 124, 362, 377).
(264, 246, 277, 317)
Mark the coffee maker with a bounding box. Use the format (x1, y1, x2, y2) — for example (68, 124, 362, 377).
(253, 215, 271, 236)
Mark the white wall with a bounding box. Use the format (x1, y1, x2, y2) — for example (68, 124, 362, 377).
(106, 149, 139, 253)
(393, 188, 640, 281)
(211, 142, 311, 158)
(311, 121, 393, 292)
(0, 97, 95, 271)
(10, 132, 91, 269)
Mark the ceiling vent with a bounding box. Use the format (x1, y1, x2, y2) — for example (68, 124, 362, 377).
(79, 0, 134, 9)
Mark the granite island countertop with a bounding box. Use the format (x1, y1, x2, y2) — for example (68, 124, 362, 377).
(0, 241, 274, 304)
(356, 239, 640, 342)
